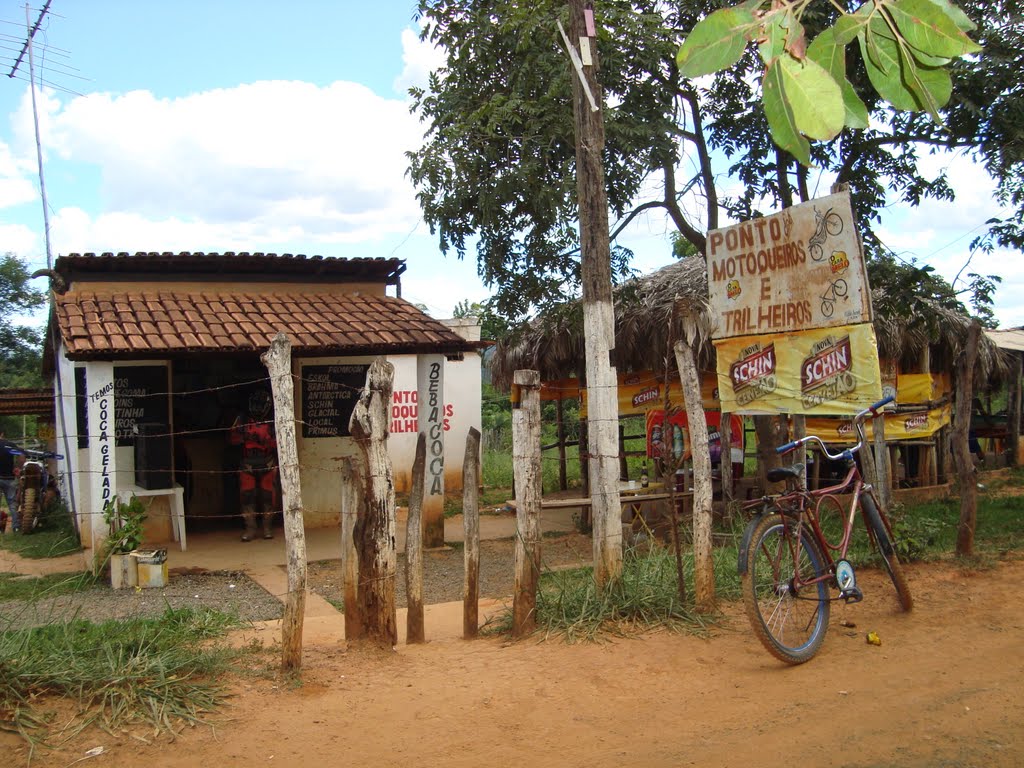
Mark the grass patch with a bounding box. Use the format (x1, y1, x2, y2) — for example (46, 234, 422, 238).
(0, 606, 264, 747)
(0, 571, 96, 602)
(486, 543, 722, 643)
(0, 528, 82, 560)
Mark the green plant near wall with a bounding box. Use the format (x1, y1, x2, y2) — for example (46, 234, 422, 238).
(102, 495, 147, 554)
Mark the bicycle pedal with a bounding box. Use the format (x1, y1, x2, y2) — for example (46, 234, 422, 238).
(841, 587, 864, 604)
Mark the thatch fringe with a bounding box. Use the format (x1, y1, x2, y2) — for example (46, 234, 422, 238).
(491, 257, 1007, 390)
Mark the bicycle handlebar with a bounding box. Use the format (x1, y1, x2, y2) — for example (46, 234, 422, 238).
(775, 394, 896, 460)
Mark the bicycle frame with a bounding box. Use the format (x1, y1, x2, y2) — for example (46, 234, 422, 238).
(738, 394, 896, 593)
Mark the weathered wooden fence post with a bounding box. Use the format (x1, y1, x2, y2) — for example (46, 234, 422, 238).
(674, 339, 715, 612)
(512, 370, 542, 638)
(349, 357, 398, 647)
(463, 426, 481, 638)
(340, 457, 364, 641)
(406, 432, 426, 644)
(719, 410, 733, 505)
(261, 332, 307, 672)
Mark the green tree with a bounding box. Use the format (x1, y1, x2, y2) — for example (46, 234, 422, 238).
(409, 1, 1009, 320)
(0, 253, 46, 435)
(0, 253, 45, 388)
(452, 298, 514, 341)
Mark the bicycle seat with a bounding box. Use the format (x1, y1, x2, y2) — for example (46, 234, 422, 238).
(766, 464, 804, 483)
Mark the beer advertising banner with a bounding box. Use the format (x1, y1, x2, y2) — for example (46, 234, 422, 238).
(706, 190, 872, 339)
(714, 323, 882, 415)
(579, 370, 721, 417)
(897, 372, 951, 405)
(804, 403, 951, 444)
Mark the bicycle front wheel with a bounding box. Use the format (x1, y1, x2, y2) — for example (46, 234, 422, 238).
(861, 494, 914, 612)
(742, 514, 831, 664)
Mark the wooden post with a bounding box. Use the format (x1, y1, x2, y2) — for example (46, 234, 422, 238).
(512, 370, 542, 638)
(462, 427, 481, 638)
(566, 0, 622, 586)
(618, 422, 628, 481)
(405, 433, 426, 644)
(873, 413, 890, 512)
(261, 333, 307, 673)
(954, 321, 981, 557)
(674, 340, 715, 612)
(1010, 353, 1022, 468)
(340, 458, 364, 641)
(719, 410, 733, 504)
(349, 357, 398, 647)
(556, 397, 568, 491)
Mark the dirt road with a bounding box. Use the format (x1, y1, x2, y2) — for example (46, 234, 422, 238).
(6, 556, 1023, 768)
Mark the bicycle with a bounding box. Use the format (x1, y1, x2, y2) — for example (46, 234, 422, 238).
(738, 395, 912, 664)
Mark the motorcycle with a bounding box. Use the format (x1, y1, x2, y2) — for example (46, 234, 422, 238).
(9, 447, 63, 534)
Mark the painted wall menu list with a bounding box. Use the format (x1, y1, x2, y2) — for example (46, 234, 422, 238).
(301, 364, 369, 438)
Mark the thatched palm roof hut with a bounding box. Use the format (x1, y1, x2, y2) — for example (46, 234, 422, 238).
(491, 257, 1005, 390)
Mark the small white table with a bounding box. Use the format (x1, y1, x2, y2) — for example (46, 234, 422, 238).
(118, 484, 187, 551)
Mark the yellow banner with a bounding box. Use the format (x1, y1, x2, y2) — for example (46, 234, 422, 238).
(579, 371, 720, 417)
(804, 404, 951, 444)
(898, 372, 951, 405)
(714, 322, 882, 415)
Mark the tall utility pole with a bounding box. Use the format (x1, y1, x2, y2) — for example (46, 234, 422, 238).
(564, 0, 622, 587)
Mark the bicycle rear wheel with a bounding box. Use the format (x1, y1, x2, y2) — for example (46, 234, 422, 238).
(742, 514, 831, 664)
(861, 494, 913, 612)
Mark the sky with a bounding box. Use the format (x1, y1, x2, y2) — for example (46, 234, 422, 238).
(0, 1, 1020, 328)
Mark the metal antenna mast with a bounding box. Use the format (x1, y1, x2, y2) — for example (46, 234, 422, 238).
(19, 1, 55, 270)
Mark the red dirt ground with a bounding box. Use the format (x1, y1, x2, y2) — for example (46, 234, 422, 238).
(5, 554, 1023, 768)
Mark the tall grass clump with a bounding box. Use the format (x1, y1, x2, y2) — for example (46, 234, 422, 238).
(0, 607, 260, 746)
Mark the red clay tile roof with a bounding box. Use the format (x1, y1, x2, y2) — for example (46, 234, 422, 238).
(55, 291, 477, 359)
(56, 251, 405, 284)
(0, 388, 54, 417)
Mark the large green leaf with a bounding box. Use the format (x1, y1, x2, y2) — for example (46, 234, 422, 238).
(858, 22, 951, 118)
(777, 54, 844, 140)
(676, 6, 757, 78)
(833, 5, 874, 46)
(808, 29, 869, 129)
(859, 27, 919, 110)
(921, 0, 977, 32)
(888, 0, 982, 57)
(762, 59, 811, 166)
(757, 10, 788, 63)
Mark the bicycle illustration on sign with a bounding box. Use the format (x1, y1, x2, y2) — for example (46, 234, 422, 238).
(820, 277, 848, 317)
(808, 206, 843, 262)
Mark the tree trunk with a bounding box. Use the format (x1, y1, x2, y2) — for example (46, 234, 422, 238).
(462, 427, 481, 638)
(954, 321, 981, 557)
(566, 0, 622, 587)
(349, 357, 398, 647)
(512, 370, 543, 638)
(340, 458, 364, 642)
(405, 433, 426, 644)
(674, 340, 715, 612)
(261, 333, 307, 673)
(754, 416, 786, 492)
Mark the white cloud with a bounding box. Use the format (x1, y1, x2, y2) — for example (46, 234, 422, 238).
(393, 27, 447, 94)
(32, 79, 427, 248)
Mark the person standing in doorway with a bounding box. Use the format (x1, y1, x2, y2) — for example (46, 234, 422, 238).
(0, 432, 21, 533)
(229, 390, 278, 542)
